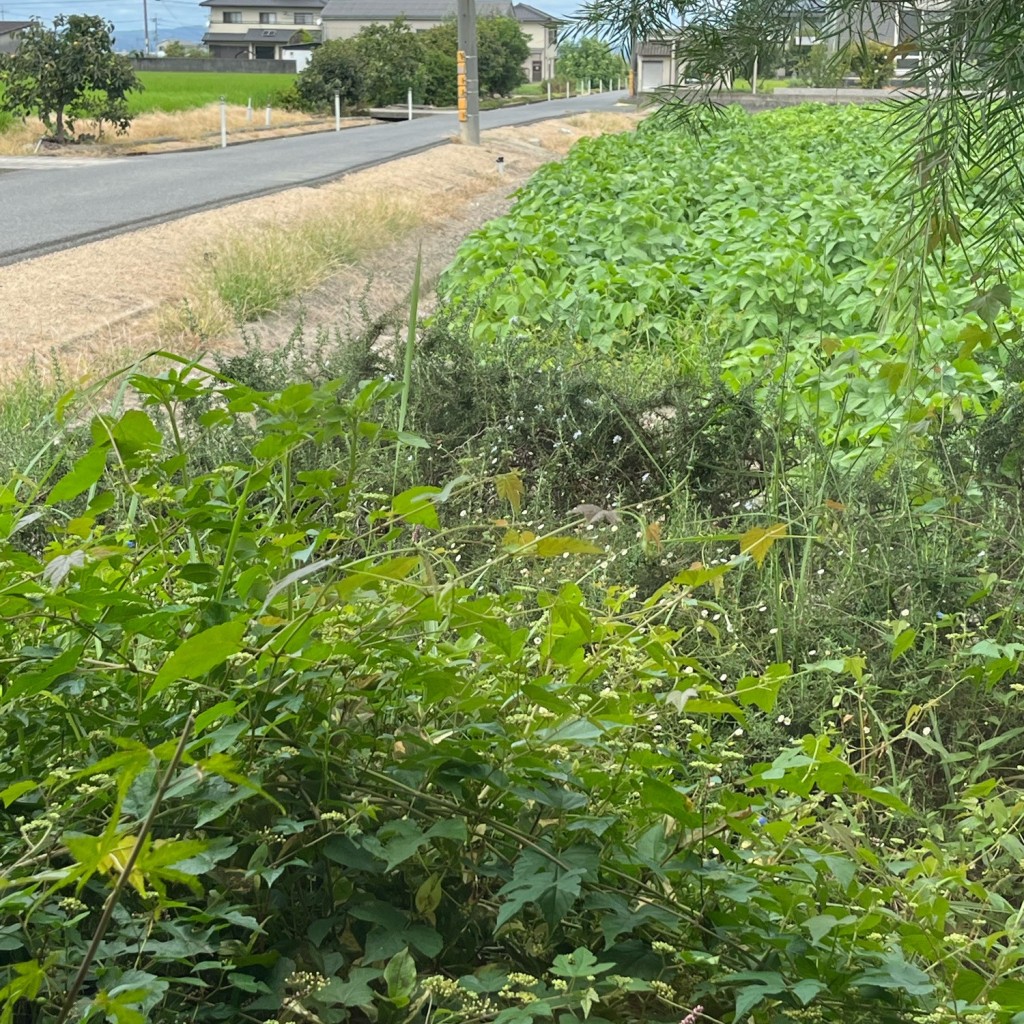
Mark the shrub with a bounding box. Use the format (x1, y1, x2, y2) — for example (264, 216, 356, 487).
(848, 38, 895, 87)
(797, 42, 850, 87)
(296, 37, 363, 112)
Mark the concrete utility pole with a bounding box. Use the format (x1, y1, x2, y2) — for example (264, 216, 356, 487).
(142, 0, 151, 54)
(456, 0, 480, 145)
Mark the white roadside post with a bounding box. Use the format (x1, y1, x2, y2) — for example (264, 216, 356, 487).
(265, 103, 271, 127)
(547, 80, 552, 101)
(246, 96, 253, 122)
(219, 97, 227, 148)
(334, 90, 340, 131)
(408, 86, 413, 120)
(566, 81, 570, 98)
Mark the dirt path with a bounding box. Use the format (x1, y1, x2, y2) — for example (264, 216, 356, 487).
(0, 111, 639, 383)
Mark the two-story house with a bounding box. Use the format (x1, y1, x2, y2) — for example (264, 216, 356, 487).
(321, 0, 560, 82)
(0, 20, 31, 55)
(201, 0, 324, 62)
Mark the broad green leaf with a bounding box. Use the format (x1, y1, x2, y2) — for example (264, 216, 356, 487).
(640, 777, 696, 823)
(149, 620, 247, 698)
(735, 662, 789, 713)
(317, 968, 381, 1008)
(0, 780, 36, 807)
(891, 626, 916, 662)
(550, 947, 614, 979)
(104, 410, 163, 457)
(855, 958, 933, 996)
(47, 445, 107, 505)
(391, 486, 442, 530)
(383, 948, 416, 1007)
(965, 282, 1012, 328)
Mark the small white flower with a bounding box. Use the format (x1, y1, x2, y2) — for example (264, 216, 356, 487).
(612, 434, 622, 444)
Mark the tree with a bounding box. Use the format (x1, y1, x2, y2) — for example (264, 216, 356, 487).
(350, 19, 424, 107)
(0, 15, 141, 143)
(478, 15, 531, 95)
(295, 37, 363, 112)
(557, 36, 628, 84)
(419, 15, 530, 104)
(160, 40, 210, 58)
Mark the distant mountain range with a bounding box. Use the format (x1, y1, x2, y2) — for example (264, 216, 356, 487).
(114, 23, 207, 53)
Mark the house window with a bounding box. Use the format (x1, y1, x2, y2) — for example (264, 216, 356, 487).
(222, 11, 241, 23)
(547, 26, 557, 47)
(293, 12, 313, 24)
(259, 12, 278, 24)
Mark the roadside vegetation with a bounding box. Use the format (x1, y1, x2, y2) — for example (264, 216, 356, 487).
(294, 15, 531, 112)
(164, 192, 428, 335)
(3, 99, 1024, 1024)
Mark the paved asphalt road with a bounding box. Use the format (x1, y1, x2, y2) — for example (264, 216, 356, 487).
(0, 92, 628, 266)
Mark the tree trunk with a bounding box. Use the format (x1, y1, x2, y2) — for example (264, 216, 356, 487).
(54, 106, 65, 143)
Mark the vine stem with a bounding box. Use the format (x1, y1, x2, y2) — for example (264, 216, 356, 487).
(55, 713, 195, 1024)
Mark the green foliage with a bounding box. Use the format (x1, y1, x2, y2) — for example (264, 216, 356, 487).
(8, 97, 1024, 1024)
(349, 18, 423, 106)
(441, 105, 898, 353)
(476, 14, 531, 96)
(418, 16, 530, 104)
(796, 42, 850, 86)
(158, 40, 209, 58)
(557, 37, 627, 85)
(0, 15, 142, 142)
(295, 37, 363, 112)
(848, 38, 895, 88)
(1, 344, 1024, 1024)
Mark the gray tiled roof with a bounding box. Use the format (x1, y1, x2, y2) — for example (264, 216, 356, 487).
(203, 27, 321, 41)
(637, 40, 673, 56)
(0, 20, 31, 34)
(511, 3, 559, 24)
(201, 0, 325, 8)
(321, 0, 556, 23)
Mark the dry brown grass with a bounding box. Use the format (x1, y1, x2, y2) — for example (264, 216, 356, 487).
(0, 104, 369, 156)
(0, 109, 644, 381)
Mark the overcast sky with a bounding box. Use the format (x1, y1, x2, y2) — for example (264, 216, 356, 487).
(1, 0, 585, 33)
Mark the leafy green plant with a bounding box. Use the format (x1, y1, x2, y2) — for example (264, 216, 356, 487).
(848, 38, 895, 88)
(797, 42, 850, 86)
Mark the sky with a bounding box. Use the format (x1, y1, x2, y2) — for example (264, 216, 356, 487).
(0, 0, 584, 34)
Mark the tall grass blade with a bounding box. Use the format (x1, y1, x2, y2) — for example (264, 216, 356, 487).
(393, 246, 422, 488)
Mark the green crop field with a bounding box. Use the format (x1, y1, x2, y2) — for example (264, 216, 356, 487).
(128, 70, 298, 113)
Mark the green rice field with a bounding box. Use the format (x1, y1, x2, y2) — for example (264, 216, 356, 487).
(128, 70, 298, 113)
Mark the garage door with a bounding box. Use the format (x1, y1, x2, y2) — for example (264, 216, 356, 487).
(640, 60, 664, 91)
